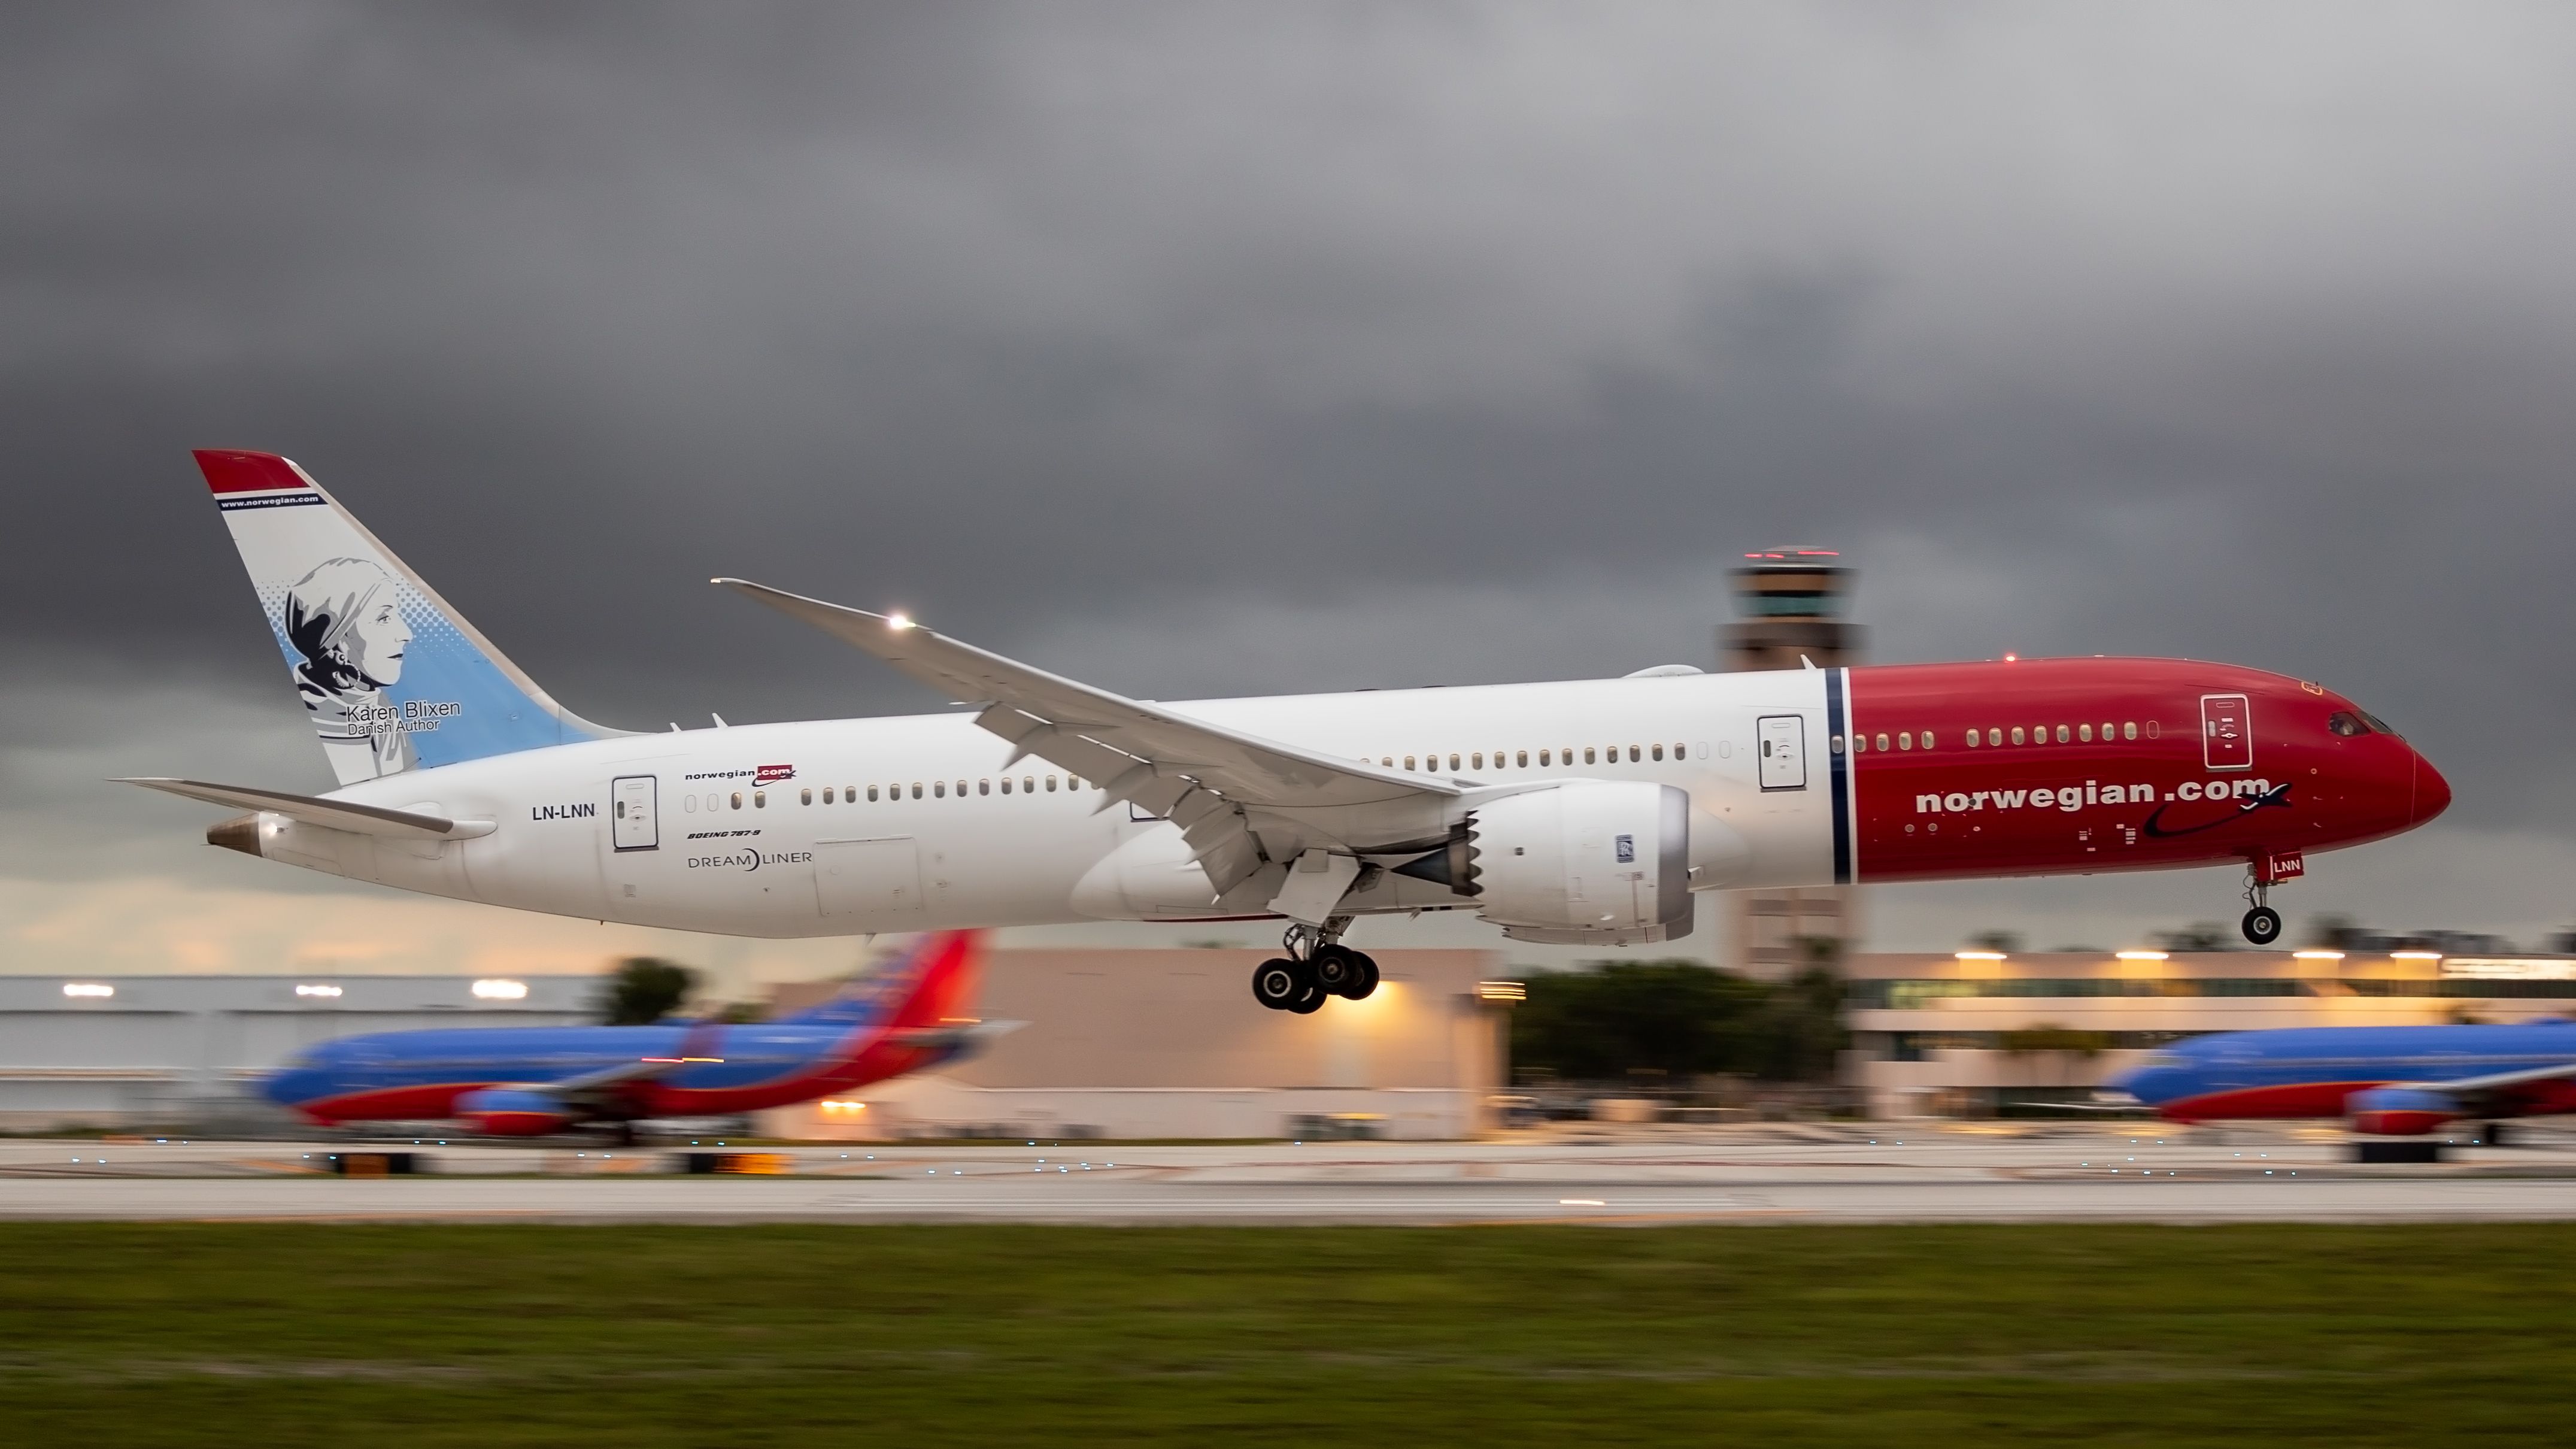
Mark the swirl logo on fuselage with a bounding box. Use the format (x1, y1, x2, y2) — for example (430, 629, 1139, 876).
(2140, 782, 2293, 838)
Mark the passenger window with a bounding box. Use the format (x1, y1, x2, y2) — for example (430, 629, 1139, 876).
(1651, 744, 1665, 761)
(955, 780, 967, 797)
(1901, 732, 1915, 751)
(1922, 731, 1936, 748)
(1965, 730, 1979, 749)
(867, 786, 879, 802)
(1450, 753, 1461, 771)
(1628, 745, 1641, 762)
(2079, 724, 2093, 742)
(1024, 776, 1034, 793)
(1875, 733, 1890, 751)
(933, 781, 945, 798)
(730, 792, 742, 810)
(2055, 724, 2070, 744)
(684, 795, 697, 814)
(2101, 722, 2113, 741)
(1405, 756, 1416, 771)
(1472, 752, 1484, 769)
(1516, 750, 1529, 767)
(911, 783, 923, 799)
(1988, 728, 2001, 746)
(1382, 757, 1393, 768)
(1539, 749, 1552, 766)
(758, 790, 770, 808)
(2010, 727, 2025, 745)
(1831, 734, 1846, 754)
(801, 788, 814, 805)
(2124, 722, 2138, 740)
(1000, 778, 1012, 794)
(1674, 742, 1686, 759)
(1583, 747, 1596, 764)
(979, 779, 991, 796)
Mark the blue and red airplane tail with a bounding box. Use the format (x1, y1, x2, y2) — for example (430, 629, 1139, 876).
(776, 931, 987, 1035)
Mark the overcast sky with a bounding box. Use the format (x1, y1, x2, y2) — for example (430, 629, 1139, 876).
(4, 3, 2573, 989)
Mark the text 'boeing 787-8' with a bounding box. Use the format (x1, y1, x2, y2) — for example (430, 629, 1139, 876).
(129, 451, 2448, 1013)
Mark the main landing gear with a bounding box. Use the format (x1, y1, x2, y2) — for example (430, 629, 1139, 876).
(1251, 918, 1379, 1013)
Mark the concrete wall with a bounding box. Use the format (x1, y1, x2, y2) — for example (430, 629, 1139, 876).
(761, 947, 1507, 1141)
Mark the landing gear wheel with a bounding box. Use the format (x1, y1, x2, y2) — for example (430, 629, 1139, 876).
(1309, 944, 1361, 996)
(1345, 953, 1380, 1001)
(2241, 906, 2282, 945)
(1251, 958, 1309, 1011)
(1288, 982, 1328, 1014)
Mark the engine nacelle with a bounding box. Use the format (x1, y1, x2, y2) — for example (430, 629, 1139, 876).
(1462, 781, 1691, 945)
(2347, 1086, 2459, 1136)
(454, 1087, 576, 1137)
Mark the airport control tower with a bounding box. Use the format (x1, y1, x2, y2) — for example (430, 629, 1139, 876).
(1724, 548, 1865, 978)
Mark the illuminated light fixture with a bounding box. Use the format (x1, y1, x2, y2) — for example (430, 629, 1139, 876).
(471, 978, 529, 1000)
(2291, 950, 2345, 962)
(2114, 950, 2169, 962)
(2003, 653, 2019, 662)
(1477, 980, 1527, 1003)
(1954, 950, 2007, 961)
(294, 984, 343, 998)
(886, 612, 915, 632)
(2390, 950, 2444, 961)
(61, 982, 114, 999)
(818, 1099, 869, 1115)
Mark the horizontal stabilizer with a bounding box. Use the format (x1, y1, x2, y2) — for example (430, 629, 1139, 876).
(113, 777, 493, 840)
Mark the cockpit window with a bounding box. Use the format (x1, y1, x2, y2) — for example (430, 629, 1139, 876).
(2331, 709, 2402, 739)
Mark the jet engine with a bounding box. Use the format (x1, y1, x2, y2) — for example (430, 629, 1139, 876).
(2346, 1086, 2459, 1136)
(1411, 781, 1690, 945)
(454, 1087, 576, 1137)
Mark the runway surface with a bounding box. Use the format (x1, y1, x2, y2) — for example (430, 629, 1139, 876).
(5, 1126, 2574, 1224)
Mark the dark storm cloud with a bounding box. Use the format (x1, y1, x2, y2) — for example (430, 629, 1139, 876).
(5, 3, 2575, 935)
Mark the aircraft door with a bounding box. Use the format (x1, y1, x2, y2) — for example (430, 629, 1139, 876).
(2201, 695, 2252, 771)
(611, 775, 659, 851)
(816, 836, 926, 924)
(1756, 716, 1807, 791)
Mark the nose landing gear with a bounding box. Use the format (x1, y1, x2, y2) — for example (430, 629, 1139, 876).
(2240, 856, 2293, 945)
(1251, 918, 1379, 1012)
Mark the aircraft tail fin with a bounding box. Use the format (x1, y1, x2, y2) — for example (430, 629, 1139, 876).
(782, 931, 988, 1034)
(193, 449, 621, 786)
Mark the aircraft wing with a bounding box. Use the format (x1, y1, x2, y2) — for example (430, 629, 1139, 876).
(2396, 1059, 2576, 1097)
(517, 1022, 729, 1101)
(714, 578, 1462, 891)
(882, 1019, 1025, 1053)
(113, 778, 494, 841)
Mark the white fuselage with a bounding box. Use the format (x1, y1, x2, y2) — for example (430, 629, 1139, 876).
(256, 671, 1837, 937)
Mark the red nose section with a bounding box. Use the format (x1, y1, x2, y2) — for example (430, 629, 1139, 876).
(2411, 751, 2451, 826)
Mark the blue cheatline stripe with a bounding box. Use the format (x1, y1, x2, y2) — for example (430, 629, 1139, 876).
(1825, 667, 1852, 883)
(216, 492, 324, 511)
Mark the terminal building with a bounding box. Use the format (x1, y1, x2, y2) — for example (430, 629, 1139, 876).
(0, 973, 596, 1130)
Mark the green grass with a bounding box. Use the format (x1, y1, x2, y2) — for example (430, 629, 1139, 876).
(3, 1224, 2571, 1445)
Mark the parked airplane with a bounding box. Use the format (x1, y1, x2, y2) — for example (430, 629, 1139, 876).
(260, 930, 1000, 1136)
(2108, 1022, 2576, 1140)
(133, 451, 2449, 1013)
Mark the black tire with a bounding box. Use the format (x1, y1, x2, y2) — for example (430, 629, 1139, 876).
(1345, 953, 1380, 1001)
(1310, 944, 1359, 995)
(2241, 906, 2283, 945)
(1251, 958, 1306, 1010)
(1288, 983, 1328, 1014)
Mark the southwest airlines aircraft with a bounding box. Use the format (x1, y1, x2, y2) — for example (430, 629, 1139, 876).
(261, 930, 999, 1136)
(131, 451, 2449, 1014)
(2111, 1023, 2576, 1140)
